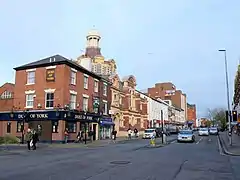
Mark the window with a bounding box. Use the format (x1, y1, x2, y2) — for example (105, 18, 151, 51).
(52, 121, 58, 133)
(27, 71, 35, 84)
(66, 122, 76, 133)
(103, 84, 107, 96)
(17, 122, 23, 132)
(1, 91, 12, 99)
(84, 76, 88, 89)
(103, 102, 108, 115)
(83, 97, 88, 111)
(70, 94, 76, 109)
(45, 92, 54, 109)
(94, 80, 98, 92)
(26, 94, 34, 108)
(7, 122, 11, 133)
(70, 71, 76, 85)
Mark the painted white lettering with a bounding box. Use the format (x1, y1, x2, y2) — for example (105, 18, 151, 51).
(18, 114, 23, 119)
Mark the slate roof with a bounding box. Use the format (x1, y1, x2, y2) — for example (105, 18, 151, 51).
(14, 54, 100, 79)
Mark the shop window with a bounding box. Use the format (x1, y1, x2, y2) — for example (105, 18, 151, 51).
(17, 122, 23, 132)
(45, 92, 54, 109)
(7, 122, 11, 133)
(27, 71, 35, 84)
(26, 94, 34, 108)
(66, 122, 76, 133)
(70, 71, 76, 85)
(52, 121, 58, 133)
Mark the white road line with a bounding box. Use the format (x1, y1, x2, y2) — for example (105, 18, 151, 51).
(171, 140, 177, 144)
(217, 137, 226, 156)
(208, 138, 211, 142)
(196, 137, 203, 144)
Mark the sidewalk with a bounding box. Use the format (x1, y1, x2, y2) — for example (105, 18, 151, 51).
(0, 136, 138, 151)
(219, 132, 240, 156)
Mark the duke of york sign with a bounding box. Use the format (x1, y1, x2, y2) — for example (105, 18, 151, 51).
(18, 113, 48, 119)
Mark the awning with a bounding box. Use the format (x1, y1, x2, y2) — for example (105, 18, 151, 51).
(100, 120, 115, 126)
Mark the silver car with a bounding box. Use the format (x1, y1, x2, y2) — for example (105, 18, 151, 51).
(198, 128, 209, 136)
(209, 127, 218, 135)
(177, 130, 195, 143)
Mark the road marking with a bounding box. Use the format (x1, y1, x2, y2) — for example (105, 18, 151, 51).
(217, 136, 226, 156)
(208, 138, 211, 142)
(196, 137, 203, 144)
(171, 140, 177, 144)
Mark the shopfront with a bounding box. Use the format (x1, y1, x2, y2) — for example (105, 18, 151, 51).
(99, 117, 114, 139)
(0, 110, 102, 143)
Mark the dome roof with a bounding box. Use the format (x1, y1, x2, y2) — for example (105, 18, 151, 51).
(87, 29, 101, 37)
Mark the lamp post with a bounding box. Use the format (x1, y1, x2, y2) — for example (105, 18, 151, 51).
(161, 110, 164, 144)
(219, 49, 232, 146)
(21, 109, 29, 144)
(84, 111, 87, 144)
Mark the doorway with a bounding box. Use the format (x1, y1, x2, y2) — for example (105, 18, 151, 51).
(93, 124, 97, 141)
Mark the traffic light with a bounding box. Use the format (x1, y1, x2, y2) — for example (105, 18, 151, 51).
(232, 110, 237, 121)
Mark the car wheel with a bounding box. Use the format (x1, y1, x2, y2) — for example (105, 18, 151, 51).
(177, 140, 180, 143)
(192, 137, 195, 142)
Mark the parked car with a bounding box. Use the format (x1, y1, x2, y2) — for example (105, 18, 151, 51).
(177, 130, 195, 143)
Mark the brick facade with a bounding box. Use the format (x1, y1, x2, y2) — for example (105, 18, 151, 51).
(0, 55, 112, 142)
(0, 83, 14, 111)
(187, 103, 197, 127)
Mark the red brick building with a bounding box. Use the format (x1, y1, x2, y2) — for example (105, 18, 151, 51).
(187, 103, 197, 127)
(0, 55, 112, 142)
(0, 83, 14, 111)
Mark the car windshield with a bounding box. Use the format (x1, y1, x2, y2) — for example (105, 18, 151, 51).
(145, 129, 155, 133)
(200, 128, 208, 131)
(179, 131, 192, 134)
(210, 128, 217, 130)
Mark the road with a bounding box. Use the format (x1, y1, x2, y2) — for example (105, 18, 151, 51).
(0, 135, 239, 180)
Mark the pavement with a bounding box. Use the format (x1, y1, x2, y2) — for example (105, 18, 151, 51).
(0, 134, 239, 179)
(219, 131, 240, 156)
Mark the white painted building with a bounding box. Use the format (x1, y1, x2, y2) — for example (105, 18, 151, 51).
(138, 91, 169, 127)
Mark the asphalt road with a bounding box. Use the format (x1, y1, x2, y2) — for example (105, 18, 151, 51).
(0, 134, 239, 180)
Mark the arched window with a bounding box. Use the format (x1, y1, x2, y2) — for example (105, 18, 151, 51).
(1, 91, 12, 99)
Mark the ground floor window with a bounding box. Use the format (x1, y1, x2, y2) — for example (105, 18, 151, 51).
(16, 121, 23, 132)
(66, 122, 76, 133)
(99, 126, 112, 139)
(7, 122, 11, 133)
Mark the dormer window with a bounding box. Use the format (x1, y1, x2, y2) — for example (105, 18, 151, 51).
(1, 91, 12, 99)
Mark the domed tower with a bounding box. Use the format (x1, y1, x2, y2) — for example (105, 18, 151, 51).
(85, 29, 102, 58)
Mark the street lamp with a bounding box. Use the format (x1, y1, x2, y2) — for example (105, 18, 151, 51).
(21, 109, 29, 144)
(219, 49, 232, 146)
(84, 111, 87, 144)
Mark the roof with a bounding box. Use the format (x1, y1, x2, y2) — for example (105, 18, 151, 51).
(0, 83, 15, 88)
(14, 54, 102, 79)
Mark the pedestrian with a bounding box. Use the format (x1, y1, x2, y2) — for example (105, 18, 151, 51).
(127, 128, 132, 140)
(134, 128, 138, 138)
(32, 129, 39, 150)
(111, 130, 117, 143)
(25, 128, 32, 150)
(64, 128, 69, 144)
(76, 130, 82, 143)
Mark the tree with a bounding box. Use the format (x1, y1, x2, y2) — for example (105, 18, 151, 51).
(207, 108, 227, 129)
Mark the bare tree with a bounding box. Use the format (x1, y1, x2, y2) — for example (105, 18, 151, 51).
(207, 108, 226, 128)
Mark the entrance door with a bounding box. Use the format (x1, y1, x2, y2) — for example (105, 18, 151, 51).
(93, 124, 97, 141)
(28, 121, 52, 142)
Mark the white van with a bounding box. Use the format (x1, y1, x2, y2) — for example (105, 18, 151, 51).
(143, 128, 156, 139)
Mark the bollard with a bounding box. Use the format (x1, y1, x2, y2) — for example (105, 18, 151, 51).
(150, 136, 156, 146)
(163, 134, 166, 144)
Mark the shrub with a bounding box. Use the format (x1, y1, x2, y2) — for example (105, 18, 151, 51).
(0, 135, 20, 144)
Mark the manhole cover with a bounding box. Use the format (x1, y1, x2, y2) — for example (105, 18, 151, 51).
(110, 161, 131, 165)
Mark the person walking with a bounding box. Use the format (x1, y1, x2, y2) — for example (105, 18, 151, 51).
(64, 128, 69, 144)
(32, 129, 39, 150)
(134, 128, 138, 138)
(25, 128, 32, 150)
(127, 128, 132, 140)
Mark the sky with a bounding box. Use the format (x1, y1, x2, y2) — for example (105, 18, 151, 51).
(0, 0, 240, 117)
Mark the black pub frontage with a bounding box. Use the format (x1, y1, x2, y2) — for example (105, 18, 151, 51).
(0, 109, 114, 143)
